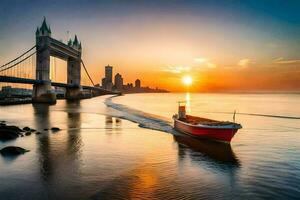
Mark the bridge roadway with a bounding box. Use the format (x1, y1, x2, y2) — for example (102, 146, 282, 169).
(0, 76, 119, 95)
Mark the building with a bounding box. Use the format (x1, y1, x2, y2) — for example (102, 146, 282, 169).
(101, 65, 113, 90)
(135, 79, 141, 88)
(105, 65, 113, 83)
(1, 86, 32, 97)
(101, 77, 106, 88)
(106, 82, 113, 91)
(114, 73, 123, 90)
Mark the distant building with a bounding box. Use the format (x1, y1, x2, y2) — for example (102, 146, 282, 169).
(98, 64, 168, 93)
(101, 65, 113, 90)
(105, 65, 113, 83)
(114, 73, 123, 90)
(135, 79, 141, 88)
(101, 78, 106, 88)
(1, 86, 32, 97)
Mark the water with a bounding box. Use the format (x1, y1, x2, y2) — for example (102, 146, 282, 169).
(0, 93, 300, 199)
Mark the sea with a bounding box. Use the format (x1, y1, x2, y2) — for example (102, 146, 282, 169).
(0, 93, 300, 200)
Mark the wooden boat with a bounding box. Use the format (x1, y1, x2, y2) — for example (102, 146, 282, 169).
(173, 102, 242, 143)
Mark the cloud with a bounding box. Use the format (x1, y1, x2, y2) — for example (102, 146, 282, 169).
(194, 57, 217, 69)
(273, 57, 300, 65)
(238, 59, 251, 68)
(161, 57, 217, 74)
(206, 62, 216, 68)
(161, 66, 190, 74)
(273, 57, 284, 62)
(194, 57, 207, 63)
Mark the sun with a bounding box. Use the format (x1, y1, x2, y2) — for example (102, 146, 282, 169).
(182, 75, 193, 86)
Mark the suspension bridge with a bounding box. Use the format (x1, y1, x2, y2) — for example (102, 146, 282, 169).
(0, 17, 118, 104)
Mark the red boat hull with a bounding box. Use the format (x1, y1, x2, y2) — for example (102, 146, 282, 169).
(174, 119, 238, 143)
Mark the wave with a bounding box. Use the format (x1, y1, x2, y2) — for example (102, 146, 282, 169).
(104, 96, 176, 134)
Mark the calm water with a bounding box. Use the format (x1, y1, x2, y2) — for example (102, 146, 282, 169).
(0, 93, 300, 200)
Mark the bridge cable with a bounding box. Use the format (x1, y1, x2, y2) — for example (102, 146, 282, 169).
(0, 51, 36, 73)
(0, 45, 36, 69)
(81, 60, 95, 86)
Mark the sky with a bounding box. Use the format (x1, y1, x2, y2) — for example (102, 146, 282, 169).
(1, 0, 300, 92)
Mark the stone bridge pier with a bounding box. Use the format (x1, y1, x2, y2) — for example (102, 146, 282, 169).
(65, 58, 81, 99)
(33, 17, 82, 103)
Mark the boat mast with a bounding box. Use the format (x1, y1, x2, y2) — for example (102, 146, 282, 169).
(233, 110, 236, 123)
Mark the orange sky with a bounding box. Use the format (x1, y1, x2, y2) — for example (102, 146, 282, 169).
(50, 54, 300, 92)
(1, 1, 300, 92)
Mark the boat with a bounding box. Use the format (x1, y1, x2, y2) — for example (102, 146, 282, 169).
(173, 102, 242, 143)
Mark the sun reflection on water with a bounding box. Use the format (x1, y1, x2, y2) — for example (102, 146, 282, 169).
(185, 92, 191, 112)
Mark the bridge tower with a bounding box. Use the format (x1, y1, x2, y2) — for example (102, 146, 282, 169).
(33, 17, 55, 103)
(33, 17, 82, 103)
(66, 35, 82, 99)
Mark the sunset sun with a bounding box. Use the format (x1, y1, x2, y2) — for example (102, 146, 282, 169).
(182, 75, 193, 86)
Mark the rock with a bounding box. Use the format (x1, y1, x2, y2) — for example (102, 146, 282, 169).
(0, 122, 6, 126)
(0, 125, 22, 141)
(30, 129, 36, 132)
(1, 125, 23, 132)
(35, 131, 42, 135)
(0, 146, 29, 156)
(44, 128, 49, 131)
(23, 127, 31, 131)
(51, 127, 61, 132)
(0, 130, 19, 140)
(25, 132, 31, 136)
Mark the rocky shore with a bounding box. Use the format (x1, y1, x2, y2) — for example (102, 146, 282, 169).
(0, 121, 61, 156)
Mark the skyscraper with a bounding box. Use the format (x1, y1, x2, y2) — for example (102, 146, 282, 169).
(101, 65, 113, 90)
(105, 65, 113, 83)
(114, 73, 123, 91)
(135, 79, 141, 88)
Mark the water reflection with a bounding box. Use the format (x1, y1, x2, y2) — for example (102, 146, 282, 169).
(105, 115, 122, 135)
(115, 118, 122, 126)
(105, 116, 113, 127)
(33, 103, 52, 179)
(90, 164, 160, 200)
(33, 100, 83, 192)
(173, 134, 240, 165)
(185, 92, 191, 112)
(0, 154, 21, 163)
(32, 103, 51, 130)
(66, 100, 82, 159)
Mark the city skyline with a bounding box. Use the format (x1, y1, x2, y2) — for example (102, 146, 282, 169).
(100, 64, 168, 93)
(1, 0, 300, 92)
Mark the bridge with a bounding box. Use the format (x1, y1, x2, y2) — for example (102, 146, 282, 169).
(0, 17, 118, 104)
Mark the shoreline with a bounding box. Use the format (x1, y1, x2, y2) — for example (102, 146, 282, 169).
(0, 92, 170, 106)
